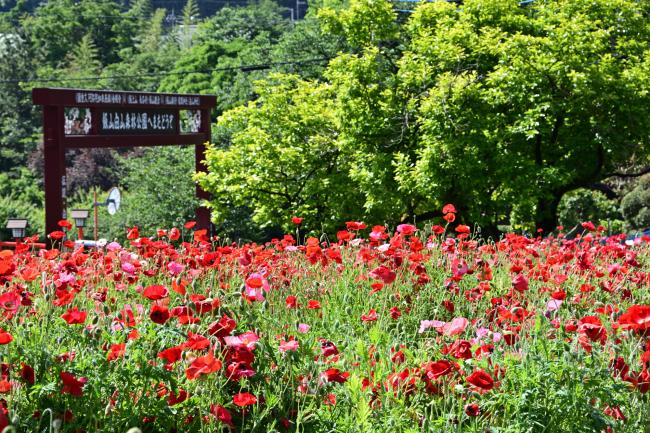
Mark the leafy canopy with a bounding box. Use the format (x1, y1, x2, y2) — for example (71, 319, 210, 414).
(200, 0, 650, 233)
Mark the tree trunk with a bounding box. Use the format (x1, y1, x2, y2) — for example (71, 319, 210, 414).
(535, 193, 563, 233)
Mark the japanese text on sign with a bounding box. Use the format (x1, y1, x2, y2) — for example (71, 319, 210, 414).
(99, 109, 177, 135)
(75, 91, 200, 107)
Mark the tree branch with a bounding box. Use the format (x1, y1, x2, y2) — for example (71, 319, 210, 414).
(605, 166, 650, 178)
(587, 183, 618, 200)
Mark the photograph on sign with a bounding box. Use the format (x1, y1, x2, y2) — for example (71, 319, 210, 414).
(64, 107, 92, 135)
(180, 110, 201, 133)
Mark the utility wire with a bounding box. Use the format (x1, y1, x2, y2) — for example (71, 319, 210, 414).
(0, 57, 331, 85)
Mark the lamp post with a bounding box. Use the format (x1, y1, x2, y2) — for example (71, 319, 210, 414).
(70, 209, 90, 240)
(6, 218, 28, 241)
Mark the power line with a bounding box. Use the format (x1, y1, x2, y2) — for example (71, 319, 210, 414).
(0, 57, 331, 85)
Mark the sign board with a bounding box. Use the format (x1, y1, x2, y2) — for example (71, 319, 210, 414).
(33, 88, 217, 244)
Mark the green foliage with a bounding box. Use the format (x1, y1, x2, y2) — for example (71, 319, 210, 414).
(0, 32, 38, 172)
(0, 167, 44, 239)
(102, 147, 198, 241)
(101, 8, 180, 92)
(621, 175, 650, 229)
(558, 189, 621, 231)
(159, 0, 292, 114)
(198, 74, 360, 234)
(202, 0, 650, 234)
(21, 0, 126, 67)
(490, 345, 627, 433)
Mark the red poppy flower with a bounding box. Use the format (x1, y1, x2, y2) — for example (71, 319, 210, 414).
(320, 340, 339, 358)
(107, 343, 126, 362)
(442, 204, 457, 215)
(149, 304, 170, 325)
(369, 266, 396, 284)
(126, 227, 139, 240)
(194, 229, 208, 243)
(143, 285, 169, 300)
(184, 221, 196, 230)
(58, 219, 72, 230)
(345, 221, 366, 230)
(443, 339, 472, 360)
(184, 332, 210, 351)
(61, 307, 87, 325)
(158, 346, 183, 364)
(210, 404, 234, 426)
(432, 225, 445, 235)
(320, 368, 349, 384)
(0, 292, 21, 314)
(20, 363, 35, 385)
(617, 305, 650, 334)
(443, 213, 456, 223)
(208, 314, 237, 338)
(0, 259, 14, 278)
(466, 369, 494, 391)
(285, 295, 298, 309)
(307, 300, 321, 310)
(60, 371, 87, 397)
(581, 221, 596, 231)
(578, 316, 607, 343)
(167, 389, 189, 406)
(0, 329, 12, 345)
(512, 274, 529, 292)
(233, 392, 257, 407)
(291, 216, 303, 225)
(455, 224, 470, 234)
(361, 309, 378, 322)
(185, 352, 222, 380)
(49, 230, 66, 240)
(424, 360, 455, 380)
(465, 403, 481, 417)
(337, 230, 354, 242)
(169, 227, 181, 240)
(396, 224, 416, 235)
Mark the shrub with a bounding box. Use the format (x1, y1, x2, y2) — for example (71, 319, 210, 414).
(621, 176, 650, 230)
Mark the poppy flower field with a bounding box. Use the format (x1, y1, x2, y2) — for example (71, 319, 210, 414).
(1, 208, 649, 433)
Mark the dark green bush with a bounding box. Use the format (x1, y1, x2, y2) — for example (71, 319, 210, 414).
(557, 189, 621, 230)
(621, 176, 650, 230)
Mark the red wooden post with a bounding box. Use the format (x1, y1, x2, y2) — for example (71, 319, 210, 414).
(195, 108, 212, 233)
(43, 105, 65, 245)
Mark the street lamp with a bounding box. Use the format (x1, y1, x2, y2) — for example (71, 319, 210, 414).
(70, 209, 90, 240)
(6, 218, 28, 240)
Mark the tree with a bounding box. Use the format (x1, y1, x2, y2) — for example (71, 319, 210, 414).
(102, 8, 180, 92)
(395, 0, 650, 232)
(102, 146, 198, 240)
(180, 0, 199, 48)
(159, 0, 293, 114)
(201, 0, 650, 234)
(196, 74, 359, 234)
(0, 32, 38, 173)
(65, 33, 102, 79)
(21, 0, 126, 67)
